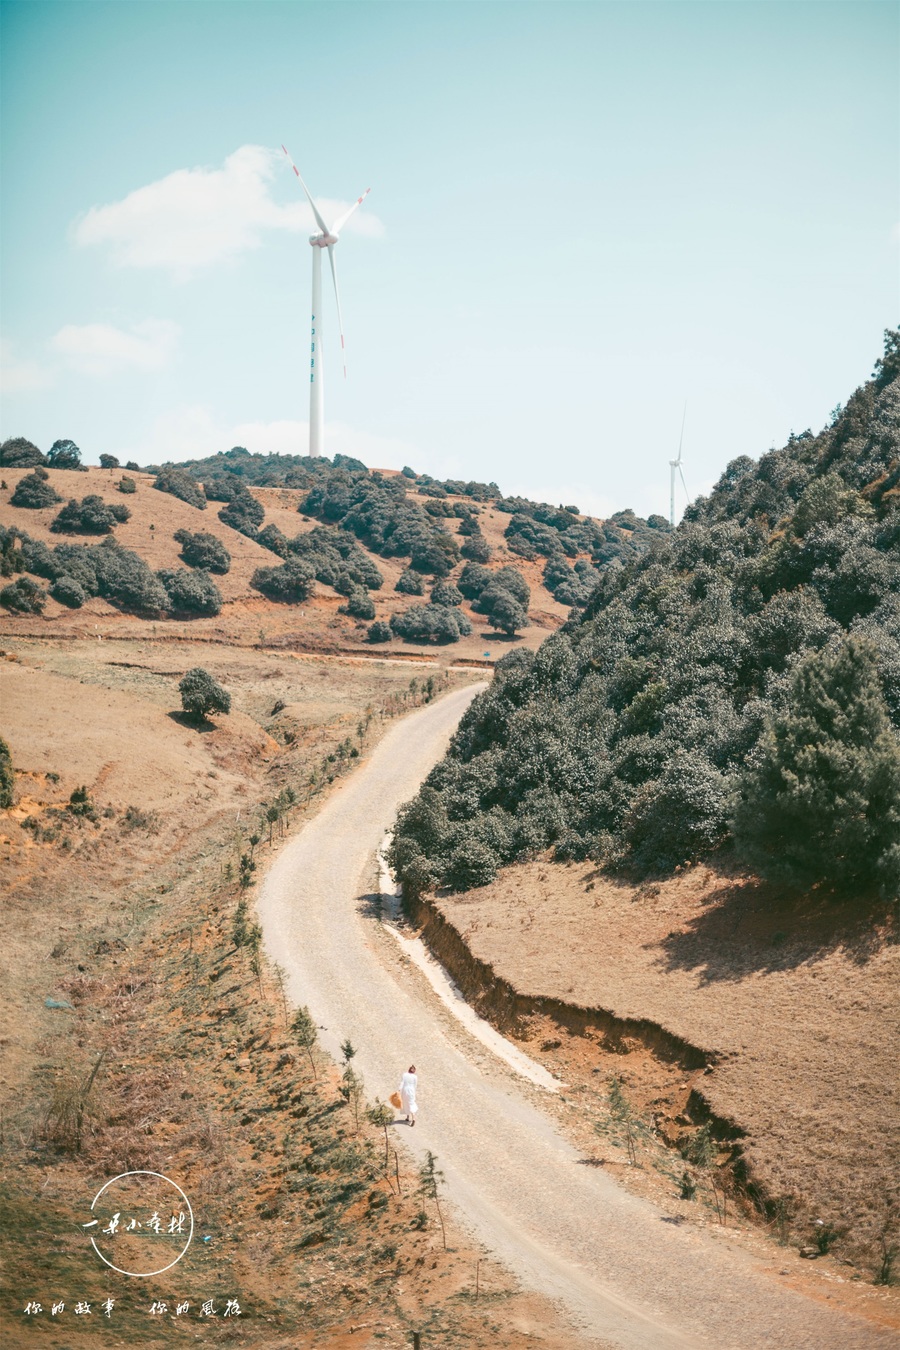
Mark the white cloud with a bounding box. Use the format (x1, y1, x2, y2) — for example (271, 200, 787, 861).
(74, 146, 383, 278)
(121, 405, 422, 471)
(0, 339, 53, 396)
(50, 320, 180, 378)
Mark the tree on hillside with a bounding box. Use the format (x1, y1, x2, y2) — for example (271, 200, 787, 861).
(0, 736, 14, 808)
(0, 437, 45, 467)
(99, 454, 120, 470)
(155, 466, 207, 511)
(51, 495, 130, 534)
(732, 638, 900, 896)
(11, 468, 62, 509)
(173, 528, 231, 574)
(0, 576, 46, 613)
(158, 568, 223, 616)
(178, 667, 231, 722)
(485, 590, 529, 636)
(251, 557, 315, 602)
(47, 439, 83, 470)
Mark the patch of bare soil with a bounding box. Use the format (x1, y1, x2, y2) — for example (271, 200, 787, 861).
(0, 466, 571, 664)
(411, 860, 900, 1298)
(1, 640, 576, 1347)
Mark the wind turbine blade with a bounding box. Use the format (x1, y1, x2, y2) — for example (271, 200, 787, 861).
(326, 244, 347, 378)
(676, 402, 687, 466)
(282, 144, 330, 236)
(331, 187, 371, 236)
(678, 464, 690, 504)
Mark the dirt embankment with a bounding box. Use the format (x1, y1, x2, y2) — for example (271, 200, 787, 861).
(404, 862, 900, 1280)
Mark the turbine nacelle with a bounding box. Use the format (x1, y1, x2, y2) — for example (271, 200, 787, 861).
(310, 233, 338, 248)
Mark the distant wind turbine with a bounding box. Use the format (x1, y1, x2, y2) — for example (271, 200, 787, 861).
(282, 145, 371, 457)
(669, 404, 690, 526)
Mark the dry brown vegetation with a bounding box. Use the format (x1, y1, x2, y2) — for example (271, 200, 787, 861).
(0, 639, 576, 1348)
(412, 861, 900, 1298)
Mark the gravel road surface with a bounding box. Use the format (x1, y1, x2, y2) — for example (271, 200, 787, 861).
(258, 686, 893, 1349)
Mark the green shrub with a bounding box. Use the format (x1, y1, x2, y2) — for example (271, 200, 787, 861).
(732, 638, 900, 896)
(218, 485, 264, 536)
(0, 576, 46, 612)
(0, 736, 14, 807)
(99, 454, 120, 470)
(179, 667, 231, 721)
(445, 836, 498, 890)
(367, 620, 392, 643)
(460, 532, 492, 563)
(51, 495, 129, 534)
(251, 557, 315, 602)
(396, 567, 425, 595)
(390, 603, 472, 644)
(256, 523, 290, 557)
(484, 590, 528, 636)
(11, 468, 61, 509)
(0, 437, 45, 468)
(457, 561, 492, 599)
(158, 568, 223, 616)
(431, 579, 463, 607)
(173, 528, 231, 574)
(154, 466, 207, 510)
(90, 541, 168, 612)
(51, 575, 87, 608)
(118, 476, 137, 494)
(339, 585, 375, 620)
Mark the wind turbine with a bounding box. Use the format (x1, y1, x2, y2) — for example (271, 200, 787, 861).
(669, 404, 689, 526)
(282, 145, 371, 457)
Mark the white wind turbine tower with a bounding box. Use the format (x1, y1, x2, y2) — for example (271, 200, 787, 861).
(669, 404, 689, 526)
(282, 145, 371, 457)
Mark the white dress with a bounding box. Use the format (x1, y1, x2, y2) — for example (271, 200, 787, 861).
(399, 1071, 418, 1118)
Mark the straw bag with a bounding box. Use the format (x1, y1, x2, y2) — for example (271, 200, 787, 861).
(390, 1091, 402, 1110)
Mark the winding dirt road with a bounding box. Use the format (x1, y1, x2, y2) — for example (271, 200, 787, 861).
(258, 686, 892, 1349)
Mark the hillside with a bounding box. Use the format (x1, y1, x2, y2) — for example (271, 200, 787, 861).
(0, 450, 667, 667)
(390, 333, 900, 889)
(386, 333, 900, 1278)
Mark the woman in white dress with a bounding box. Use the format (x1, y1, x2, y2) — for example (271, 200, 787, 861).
(399, 1064, 418, 1127)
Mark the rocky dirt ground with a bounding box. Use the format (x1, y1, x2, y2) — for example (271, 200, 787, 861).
(414, 860, 900, 1313)
(0, 640, 577, 1349)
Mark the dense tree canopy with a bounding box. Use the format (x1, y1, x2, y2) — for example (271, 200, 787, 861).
(390, 333, 900, 894)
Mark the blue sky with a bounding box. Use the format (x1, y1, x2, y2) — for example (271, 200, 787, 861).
(1, 0, 897, 519)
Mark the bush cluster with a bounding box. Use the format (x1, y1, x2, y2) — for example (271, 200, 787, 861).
(157, 568, 223, 615)
(390, 332, 900, 894)
(11, 468, 61, 509)
(0, 526, 217, 616)
(0, 575, 46, 613)
(218, 483, 264, 536)
(1, 437, 45, 468)
(154, 466, 207, 511)
(51, 495, 130, 534)
(390, 603, 472, 644)
(173, 528, 231, 574)
(251, 557, 315, 603)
